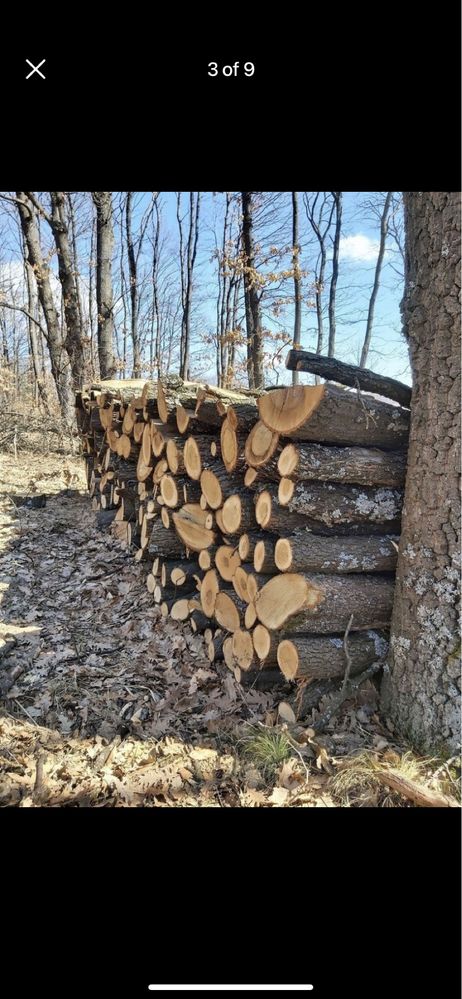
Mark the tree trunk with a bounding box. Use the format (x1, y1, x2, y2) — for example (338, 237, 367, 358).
(291, 192, 302, 385)
(92, 192, 115, 379)
(49, 192, 87, 387)
(328, 192, 342, 356)
(360, 192, 393, 368)
(241, 192, 264, 389)
(15, 193, 74, 422)
(125, 193, 141, 377)
(381, 191, 461, 753)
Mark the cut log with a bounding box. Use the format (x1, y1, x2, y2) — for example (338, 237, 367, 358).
(183, 435, 217, 480)
(285, 349, 412, 409)
(215, 545, 241, 582)
(253, 540, 278, 574)
(214, 592, 245, 632)
(274, 534, 399, 574)
(189, 609, 210, 633)
(148, 520, 186, 557)
(166, 439, 185, 474)
(281, 573, 395, 634)
(170, 598, 191, 621)
(223, 636, 235, 670)
(276, 631, 389, 681)
(244, 421, 280, 467)
(176, 404, 191, 434)
(181, 503, 213, 529)
(244, 467, 259, 487)
(278, 480, 402, 527)
(221, 495, 257, 535)
(245, 603, 257, 629)
(277, 441, 407, 488)
(200, 569, 220, 617)
(252, 624, 279, 664)
(259, 384, 326, 434)
(199, 465, 240, 509)
(254, 573, 320, 630)
(232, 629, 256, 671)
(263, 384, 410, 449)
(172, 511, 216, 551)
(220, 419, 241, 473)
(255, 485, 401, 536)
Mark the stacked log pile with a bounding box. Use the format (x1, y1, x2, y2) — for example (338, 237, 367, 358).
(75, 374, 410, 697)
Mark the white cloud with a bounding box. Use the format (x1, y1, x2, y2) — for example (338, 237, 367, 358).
(340, 233, 382, 263)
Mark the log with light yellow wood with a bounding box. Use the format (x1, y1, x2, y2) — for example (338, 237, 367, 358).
(259, 384, 409, 449)
(276, 631, 389, 681)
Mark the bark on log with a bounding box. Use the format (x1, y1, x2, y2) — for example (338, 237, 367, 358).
(276, 631, 389, 681)
(259, 383, 410, 449)
(278, 481, 403, 528)
(277, 441, 407, 488)
(274, 533, 399, 573)
(255, 487, 401, 537)
(285, 349, 412, 408)
(279, 573, 395, 634)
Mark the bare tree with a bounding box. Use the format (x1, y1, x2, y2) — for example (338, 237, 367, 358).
(328, 192, 342, 357)
(241, 191, 264, 389)
(359, 192, 393, 368)
(125, 192, 141, 376)
(14, 193, 74, 420)
(291, 191, 302, 385)
(92, 192, 115, 379)
(177, 192, 201, 379)
(304, 192, 335, 358)
(381, 191, 461, 753)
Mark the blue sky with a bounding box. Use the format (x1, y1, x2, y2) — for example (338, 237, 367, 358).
(140, 191, 410, 385)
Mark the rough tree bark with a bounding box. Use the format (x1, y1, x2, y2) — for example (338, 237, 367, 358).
(241, 192, 264, 389)
(328, 191, 342, 357)
(291, 192, 302, 385)
(92, 192, 115, 379)
(48, 192, 87, 387)
(125, 193, 141, 377)
(15, 193, 74, 421)
(381, 192, 461, 753)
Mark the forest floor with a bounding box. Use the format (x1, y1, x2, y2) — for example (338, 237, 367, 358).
(0, 435, 459, 808)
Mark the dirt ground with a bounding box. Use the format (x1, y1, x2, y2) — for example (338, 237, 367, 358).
(0, 443, 458, 807)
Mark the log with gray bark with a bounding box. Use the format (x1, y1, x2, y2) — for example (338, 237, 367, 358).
(285, 348, 412, 408)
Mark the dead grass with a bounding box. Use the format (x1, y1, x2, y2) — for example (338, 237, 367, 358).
(329, 749, 461, 807)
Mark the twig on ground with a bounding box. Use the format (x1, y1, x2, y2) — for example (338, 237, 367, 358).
(342, 613, 354, 693)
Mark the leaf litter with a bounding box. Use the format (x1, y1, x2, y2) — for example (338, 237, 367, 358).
(1, 447, 456, 808)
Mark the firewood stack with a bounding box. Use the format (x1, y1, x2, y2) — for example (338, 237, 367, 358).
(75, 375, 410, 693)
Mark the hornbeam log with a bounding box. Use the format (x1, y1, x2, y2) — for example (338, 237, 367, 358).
(259, 383, 410, 449)
(255, 486, 401, 536)
(280, 573, 395, 634)
(285, 349, 412, 408)
(274, 534, 399, 574)
(277, 481, 403, 527)
(277, 441, 407, 488)
(276, 631, 389, 681)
